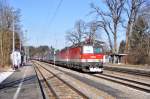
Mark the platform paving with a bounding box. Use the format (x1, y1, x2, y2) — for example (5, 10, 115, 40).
(0, 65, 43, 99)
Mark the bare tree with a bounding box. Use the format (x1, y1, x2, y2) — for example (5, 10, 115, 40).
(66, 20, 86, 45)
(86, 21, 98, 44)
(124, 0, 146, 53)
(91, 0, 125, 53)
(66, 31, 77, 45)
(0, 0, 22, 67)
(143, 5, 150, 59)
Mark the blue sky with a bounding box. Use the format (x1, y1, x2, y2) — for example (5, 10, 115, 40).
(9, 0, 124, 49)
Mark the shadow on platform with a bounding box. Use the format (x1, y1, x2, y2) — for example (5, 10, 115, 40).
(0, 75, 37, 90)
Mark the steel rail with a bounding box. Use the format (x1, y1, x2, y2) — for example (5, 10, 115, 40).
(102, 73, 150, 87)
(33, 65, 46, 99)
(91, 74, 150, 93)
(104, 67, 150, 77)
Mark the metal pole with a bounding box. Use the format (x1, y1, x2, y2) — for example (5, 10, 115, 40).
(54, 39, 57, 66)
(54, 49, 55, 66)
(24, 30, 27, 63)
(12, 15, 15, 52)
(20, 39, 21, 51)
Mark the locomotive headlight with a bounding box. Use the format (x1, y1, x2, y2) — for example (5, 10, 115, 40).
(91, 56, 96, 58)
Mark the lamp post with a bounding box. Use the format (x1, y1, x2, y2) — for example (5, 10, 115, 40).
(24, 30, 28, 63)
(12, 15, 15, 52)
(20, 38, 22, 52)
(53, 49, 55, 66)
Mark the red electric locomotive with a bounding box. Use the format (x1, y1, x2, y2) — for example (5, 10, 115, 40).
(55, 40, 104, 72)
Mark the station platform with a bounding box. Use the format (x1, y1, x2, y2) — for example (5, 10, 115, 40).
(104, 63, 150, 75)
(104, 63, 150, 70)
(0, 64, 43, 99)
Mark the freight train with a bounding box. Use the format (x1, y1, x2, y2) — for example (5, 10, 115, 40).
(46, 40, 104, 72)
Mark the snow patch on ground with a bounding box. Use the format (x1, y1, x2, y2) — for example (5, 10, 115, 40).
(0, 69, 14, 83)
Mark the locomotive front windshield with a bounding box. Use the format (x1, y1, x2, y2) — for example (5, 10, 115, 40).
(82, 46, 102, 54)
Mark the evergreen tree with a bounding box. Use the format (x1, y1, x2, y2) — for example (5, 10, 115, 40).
(129, 15, 150, 64)
(119, 40, 126, 53)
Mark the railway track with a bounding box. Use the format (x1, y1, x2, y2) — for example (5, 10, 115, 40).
(33, 63, 58, 99)
(33, 61, 88, 99)
(33, 60, 150, 99)
(91, 73, 150, 93)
